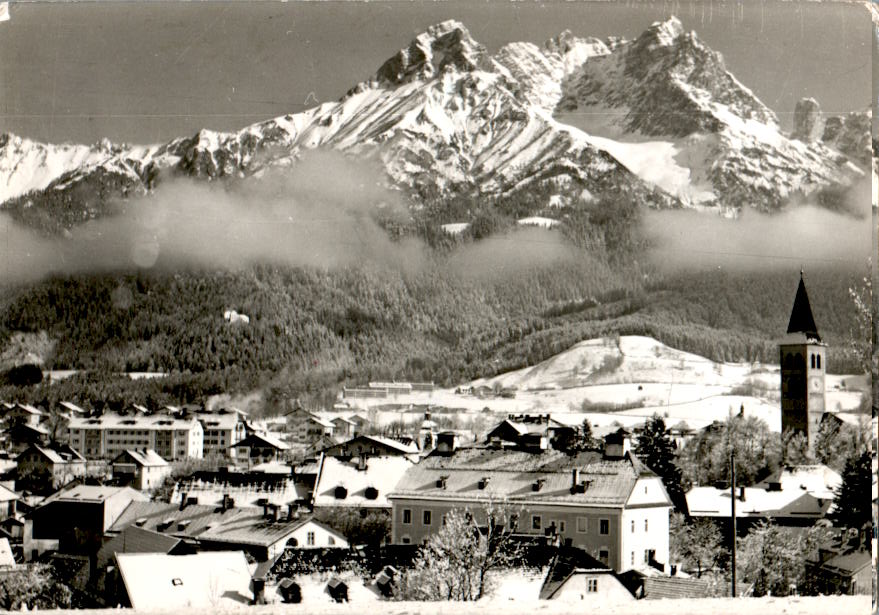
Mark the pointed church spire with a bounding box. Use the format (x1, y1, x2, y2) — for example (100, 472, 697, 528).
(786, 271, 821, 342)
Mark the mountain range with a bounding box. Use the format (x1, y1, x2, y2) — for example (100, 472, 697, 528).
(0, 17, 870, 234)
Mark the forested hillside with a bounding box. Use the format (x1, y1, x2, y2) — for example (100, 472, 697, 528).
(0, 259, 868, 414)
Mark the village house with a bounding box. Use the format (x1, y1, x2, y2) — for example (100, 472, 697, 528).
(804, 530, 873, 595)
(230, 431, 290, 464)
(107, 498, 247, 546)
(26, 484, 148, 560)
(5, 403, 44, 428)
(486, 415, 574, 449)
(686, 464, 842, 531)
(313, 455, 414, 512)
(16, 443, 86, 491)
(198, 510, 348, 559)
(330, 415, 357, 439)
(196, 408, 248, 459)
(284, 404, 336, 446)
(320, 434, 420, 460)
(112, 551, 254, 609)
(111, 449, 171, 491)
(388, 431, 672, 573)
(67, 414, 204, 461)
(539, 545, 636, 603)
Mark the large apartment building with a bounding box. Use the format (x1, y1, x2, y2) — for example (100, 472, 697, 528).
(67, 414, 203, 461)
(388, 434, 672, 574)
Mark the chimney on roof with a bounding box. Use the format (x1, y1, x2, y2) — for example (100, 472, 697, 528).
(478, 477, 490, 490)
(179, 492, 188, 511)
(287, 503, 296, 521)
(739, 486, 746, 502)
(532, 478, 545, 492)
(572, 468, 580, 488)
(272, 505, 281, 523)
(251, 577, 267, 605)
(222, 493, 232, 511)
(603, 429, 631, 459)
(436, 475, 448, 489)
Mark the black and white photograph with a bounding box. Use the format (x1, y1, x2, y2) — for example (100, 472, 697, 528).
(0, 1, 875, 613)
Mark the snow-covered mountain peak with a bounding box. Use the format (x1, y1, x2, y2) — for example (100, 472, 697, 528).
(638, 16, 686, 49)
(0, 17, 869, 228)
(371, 20, 489, 88)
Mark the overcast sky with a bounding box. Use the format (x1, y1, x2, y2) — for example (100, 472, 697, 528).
(0, 0, 871, 145)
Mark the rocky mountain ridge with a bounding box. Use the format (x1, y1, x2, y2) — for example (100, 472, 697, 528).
(0, 18, 868, 232)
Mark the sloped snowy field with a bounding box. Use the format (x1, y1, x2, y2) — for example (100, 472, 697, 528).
(345, 336, 868, 433)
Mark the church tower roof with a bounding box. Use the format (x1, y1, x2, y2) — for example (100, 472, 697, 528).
(786, 272, 821, 342)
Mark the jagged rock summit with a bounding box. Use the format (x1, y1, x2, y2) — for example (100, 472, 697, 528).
(0, 17, 868, 231)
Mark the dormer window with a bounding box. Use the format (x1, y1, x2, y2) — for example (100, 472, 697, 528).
(334, 486, 348, 500)
(478, 477, 490, 490)
(532, 478, 545, 492)
(364, 487, 378, 500)
(436, 475, 448, 489)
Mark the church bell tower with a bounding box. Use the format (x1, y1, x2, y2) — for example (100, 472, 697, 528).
(779, 271, 826, 448)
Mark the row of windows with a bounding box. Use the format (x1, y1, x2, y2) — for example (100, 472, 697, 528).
(400, 509, 610, 535)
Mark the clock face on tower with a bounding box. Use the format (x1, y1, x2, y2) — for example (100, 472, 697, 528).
(809, 377, 823, 394)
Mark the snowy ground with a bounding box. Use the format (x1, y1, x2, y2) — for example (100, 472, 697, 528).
(29, 595, 874, 615)
(337, 336, 868, 434)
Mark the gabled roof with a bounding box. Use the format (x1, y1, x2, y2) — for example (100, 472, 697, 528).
(38, 484, 148, 508)
(112, 449, 168, 468)
(18, 443, 86, 464)
(390, 448, 654, 508)
(231, 431, 289, 451)
(96, 525, 183, 570)
(308, 413, 335, 428)
(109, 501, 248, 538)
(325, 434, 420, 456)
(314, 456, 413, 508)
(58, 401, 86, 415)
(756, 464, 841, 500)
(198, 513, 345, 548)
(115, 551, 252, 610)
(786, 273, 821, 342)
(686, 486, 830, 518)
(11, 403, 43, 416)
(540, 546, 615, 599)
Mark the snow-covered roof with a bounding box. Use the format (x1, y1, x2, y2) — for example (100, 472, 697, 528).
(756, 464, 841, 500)
(231, 431, 289, 451)
(113, 449, 168, 468)
(69, 414, 201, 431)
(314, 455, 413, 509)
(39, 484, 148, 508)
(199, 514, 345, 549)
(115, 551, 252, 610)
(19, 443, 85, 464)
(58, 401, 86, 415)
(686, 486, 831, 519)
(391, 448, 663, 508)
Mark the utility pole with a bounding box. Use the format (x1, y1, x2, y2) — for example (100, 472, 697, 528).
(730, 438, 737, 597)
